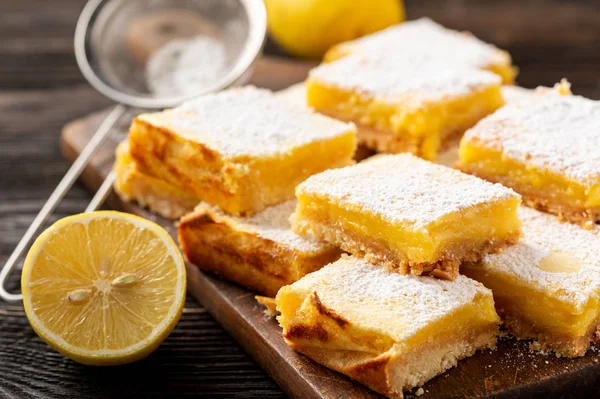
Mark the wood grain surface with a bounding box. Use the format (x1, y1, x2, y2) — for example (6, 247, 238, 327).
(1, 0, 599, 398)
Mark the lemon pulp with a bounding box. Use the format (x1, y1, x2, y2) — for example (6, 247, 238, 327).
(21, 211, 186, 365)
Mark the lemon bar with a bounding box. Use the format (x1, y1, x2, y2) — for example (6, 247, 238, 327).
(458, 91, 600, 225)
(324, 18, 517, 84)
(129, 86, 357, 216)
(114, 83, 312, 219)
(462, 207, 600, 357)
(307, 52, 504, 160)
(178, 201, 341, 297)
(113, 142, 199, 219)
(293, 154, 521, 280)
(276, 255, 500, 399)
(114, 84, 310, 219)
(434, 85, 544, 168)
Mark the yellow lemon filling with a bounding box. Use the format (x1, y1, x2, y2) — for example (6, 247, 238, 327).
(459, 142, 600, 209)
(278, 284, 498, 356)
(128, 87, 357, 216)
(463, 268, 600, 339)
(307, 79, 504, 160)
(275, 256, 500, 397)
(295, 191, 521, 264)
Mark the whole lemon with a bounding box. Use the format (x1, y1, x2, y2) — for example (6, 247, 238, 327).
(265, 0, 405, 58)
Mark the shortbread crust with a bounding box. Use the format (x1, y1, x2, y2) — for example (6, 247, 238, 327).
(129, 86, 357, 215)
(113, 142, 199, 219)
(458, 90, 600, 224)
(293, 154, 521, 279)
(463, 206, 600, 357)
(307, 50, 504, 160)
(276, 256, 499, 398)
(178, 201, 341, 296)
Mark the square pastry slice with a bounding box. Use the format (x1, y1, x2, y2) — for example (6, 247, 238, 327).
(434, 85, 559, 168)
(113, 142, 199, 219)
(435, 82, 573, 168)
(178, 200, 341, 297)
(129, 86, 357, 216)
(276, 256, 500, 399)
(458, 91, 600, 225)
(293, 154, 521, 280)
(324, 18, 517, 84)
(462, 207, 600, 357)
(307, 51, 504, 160)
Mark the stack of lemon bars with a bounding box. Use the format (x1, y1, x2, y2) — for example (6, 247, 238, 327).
(113, 18, 600, 399)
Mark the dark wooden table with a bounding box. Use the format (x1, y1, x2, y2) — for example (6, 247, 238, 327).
(1, 1, 598, 398)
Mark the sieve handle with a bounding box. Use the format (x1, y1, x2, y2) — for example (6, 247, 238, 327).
(86, 171, 117, 213)
(0, 104, 127, 302)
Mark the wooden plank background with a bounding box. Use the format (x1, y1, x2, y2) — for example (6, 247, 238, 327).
(0, 0, 599, 398)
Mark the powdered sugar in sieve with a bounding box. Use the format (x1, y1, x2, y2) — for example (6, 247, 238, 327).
(145, 35, 227, 97)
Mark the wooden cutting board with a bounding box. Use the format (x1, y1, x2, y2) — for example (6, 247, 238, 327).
(60, 55, 600, 399)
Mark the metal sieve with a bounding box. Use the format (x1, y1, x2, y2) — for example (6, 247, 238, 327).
(0, 0, 267, 301)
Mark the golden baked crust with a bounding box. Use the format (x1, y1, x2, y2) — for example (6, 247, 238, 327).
(113, 142, 199, 219)
(456, 165, 600, 227)
(322, 114, 429, 156)
(500, 309, 600, 358)
(255, 296, 278, 316)
(129, 86, 356, 216)
(296, 217, 520, 280)
(276, 256, 500, 398)
(306, 56, 504, 161)
(178, 201, 341, 297)
(312, 84, 503, 160)
(462, 206, 600, 357)
(291, 322, 498, 399)
(114, 84, 325, 219)
(458, 85, 600, 225)
(293, 154, 522, 280)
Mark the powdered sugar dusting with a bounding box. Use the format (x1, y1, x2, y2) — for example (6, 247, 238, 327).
(139, 87, 355, 158)
(339, 18, 511, 70)
(297, 154, 519, 229)
(479, 207, 600, 310)
(198, 201, 331, 253)
(501, 86, 536, 104)
(463, 94, 600, 184)
(310, 51, 501, 106)
(500, 86, 565, 105)
(292, 255, 493, 341)
(501, 81, 572, 105)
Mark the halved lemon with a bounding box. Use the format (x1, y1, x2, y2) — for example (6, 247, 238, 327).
(21, 211, 186, 365)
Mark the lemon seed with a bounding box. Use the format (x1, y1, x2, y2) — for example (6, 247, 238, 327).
(111, 273, 138, 287)
(67, 289, 92, 304)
